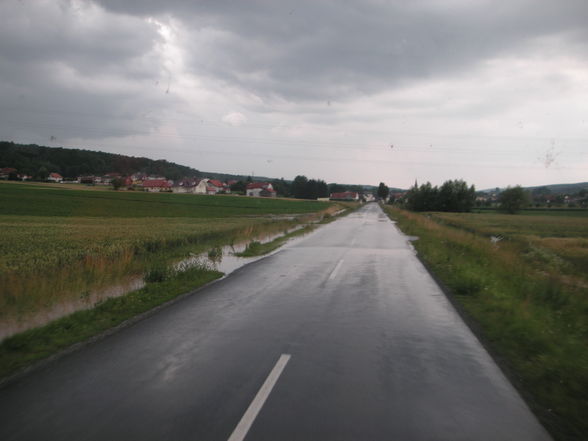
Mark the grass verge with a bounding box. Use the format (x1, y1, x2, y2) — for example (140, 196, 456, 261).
(383, 205, 587, 441)
(0, 266, 222, 381)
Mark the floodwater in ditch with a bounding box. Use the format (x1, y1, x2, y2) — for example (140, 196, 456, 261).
(0, 224, 311, 340)
(0, 276, 146, 340)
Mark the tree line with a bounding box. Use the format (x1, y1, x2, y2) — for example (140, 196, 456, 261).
(230, 175, 331, 199)
(1, 141, 359, 201)
(404, 180, 476, 212)
(0, 141, 202, 180)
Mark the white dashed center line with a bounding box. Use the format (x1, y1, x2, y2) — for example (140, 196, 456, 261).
(328, 259, 344, 280)
(227, 354, 291, 441)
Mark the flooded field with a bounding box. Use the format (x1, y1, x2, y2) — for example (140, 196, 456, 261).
(0, 222, 313, 340)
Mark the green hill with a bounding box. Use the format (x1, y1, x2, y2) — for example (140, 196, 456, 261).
(526, 182, 588, 195)
(0, 141, 277, 182)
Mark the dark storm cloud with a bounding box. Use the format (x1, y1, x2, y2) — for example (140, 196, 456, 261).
(0, 0, 174, 142)
(1, 0, 587, 171)
(95, 0, 588, 101)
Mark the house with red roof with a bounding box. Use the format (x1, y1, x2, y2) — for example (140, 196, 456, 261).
(47, 172, 63, 183)
(142, 179, 172, 192)
(0, 168, 17, 180)
(172, 178, 199, 193)
(246, 182, 276, 197)
(167, 177, 232, 195)
(206, 179, 230, 194)
(330, 191, 359, 201)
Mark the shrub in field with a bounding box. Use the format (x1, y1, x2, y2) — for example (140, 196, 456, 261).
(144, 265, 175, 283)
(404, 179, 476, 212)
(207, 246, 223, 263)
(499, 185, 531, 214)
(243, 241, 262, 255)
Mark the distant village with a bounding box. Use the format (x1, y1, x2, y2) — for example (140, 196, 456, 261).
(0, 168, 365, 201)
(2, 166, 585, 207)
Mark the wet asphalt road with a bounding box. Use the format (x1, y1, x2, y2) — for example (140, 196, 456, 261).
(0, 203, 551, 440)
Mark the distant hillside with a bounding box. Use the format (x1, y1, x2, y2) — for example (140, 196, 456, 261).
(525, 182, 588, 194)
(0, 141, 201, 180)
(482, 182, 588, 194)
(0, 141, 380, 190)
(0, 141, 277, 182)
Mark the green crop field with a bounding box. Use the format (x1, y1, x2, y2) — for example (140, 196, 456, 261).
(0, 182, 339, 339)
(0, 182, 330, 218)
(384, 206, 588, 441)
(431, 211, 588, 281)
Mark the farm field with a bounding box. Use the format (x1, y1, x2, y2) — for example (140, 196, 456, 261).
(431, 210, 588, 284)
(0, 182, 340, 339)
(384, 206, 588, 441)
(0, 181, 331, 218)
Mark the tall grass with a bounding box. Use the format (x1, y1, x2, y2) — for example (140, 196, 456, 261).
(384, 206, 588, 441)
(429, 211, 588, 282)
(0, 216, 312, 335)
(0, 265, 223, 379)
(0, 183, 342, 338)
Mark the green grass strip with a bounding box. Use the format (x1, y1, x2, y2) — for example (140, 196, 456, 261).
(0, 267, 222, 380)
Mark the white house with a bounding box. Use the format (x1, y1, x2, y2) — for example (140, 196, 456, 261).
(47, 172, 63, 183)
(246, 182, 276, 197)
(194, 178, 209, 194)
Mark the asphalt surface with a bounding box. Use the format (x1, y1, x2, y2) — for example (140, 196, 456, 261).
(0, 203, 552, 440)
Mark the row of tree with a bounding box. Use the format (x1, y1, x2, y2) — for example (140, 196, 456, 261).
(400, 182, 545, 214)
(404, 180, 476, 212)
(229, 175, 330, 199)
(291, 175, 329, 199)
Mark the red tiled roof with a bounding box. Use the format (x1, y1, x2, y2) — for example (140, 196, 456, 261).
(49, 173, 63, 179)
(143, 179, 171, 188)
(208, 179, 224, 188)
(246, 182, 271, 189)
(330, 191, 357, 199)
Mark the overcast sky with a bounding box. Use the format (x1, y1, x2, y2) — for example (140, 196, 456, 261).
(1, 0, 587, 188)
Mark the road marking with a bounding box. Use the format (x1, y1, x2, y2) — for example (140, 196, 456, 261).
(328, 259, 344, 280)
(227, 354, 291, 441)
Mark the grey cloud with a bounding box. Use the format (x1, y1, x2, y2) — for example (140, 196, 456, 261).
(95, 0, 588, 102)
(1, 0, 587, 185)
(0, 0, 177, 142)
(0, 1, 159, 75)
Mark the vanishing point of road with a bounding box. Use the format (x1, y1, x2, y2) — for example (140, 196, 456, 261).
(0, 203, 551, 440)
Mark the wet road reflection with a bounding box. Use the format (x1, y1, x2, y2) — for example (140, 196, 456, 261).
(0, 203, 552, 441)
